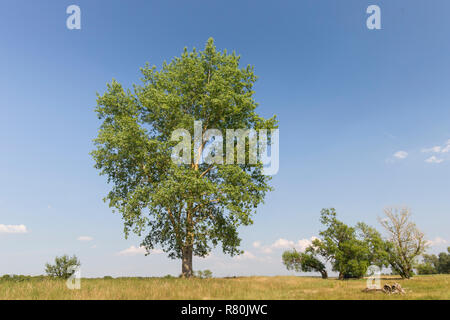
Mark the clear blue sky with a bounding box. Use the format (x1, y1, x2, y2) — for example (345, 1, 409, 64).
(0, 0, 449, 277)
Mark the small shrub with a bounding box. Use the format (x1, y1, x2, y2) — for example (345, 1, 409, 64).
(45, 254, 80, 279)
(195, 270, 213, 279)
(1, 274, 11, 281)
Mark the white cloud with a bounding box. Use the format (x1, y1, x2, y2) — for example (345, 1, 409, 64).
(252, 241, 261, 248)
(426, 237, 448, 247)
(77, 236, 93, 241)
(443, 141, 450, 153)
(295, 236, 319, 252)
(422, 146, 441, 153)
(393, 151, 408, 159)
(254, 236, 318, 254)
(271, 238, 295, 249)
(261, 247, 273, 254)
(117, 245, 163, 256)
(0, 224, 28, 234)
(233, 251, 257, 260)
(422, 140, 450, 154)
(425, 156, 444, 164)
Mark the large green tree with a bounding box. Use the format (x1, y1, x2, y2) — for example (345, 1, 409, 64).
(92, 38, 277, 277)
(314, 209, 389, 279)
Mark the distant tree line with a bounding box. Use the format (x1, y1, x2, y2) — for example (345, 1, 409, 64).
(416, 248, 450, 275)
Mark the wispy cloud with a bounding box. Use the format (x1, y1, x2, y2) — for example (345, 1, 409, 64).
(252, 241, 261, 248)
(422, 146, 443, 153)
(426, 237, 448, 247)
(77, 236, 93, 241)
(233, 251, 257, 260)
(425, 156, 444, 164)
(386, 150, 408, 163)
(389, 139, 450, 164)
(393, 151, 408, 159)
(0, 224, 28, 234)
(117, 245, 163, 256)
(422, 139, 450, 154)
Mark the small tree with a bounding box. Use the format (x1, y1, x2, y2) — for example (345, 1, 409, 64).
(195, 269, 213, 279)
(45, 255, 80, 279)
(379, 207, 427, 279)
(282, 248, 328, 279)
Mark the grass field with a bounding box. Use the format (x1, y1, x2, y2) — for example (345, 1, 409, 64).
(0, 274, 448, 300)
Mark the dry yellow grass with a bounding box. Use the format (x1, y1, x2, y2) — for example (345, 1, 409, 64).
(0, 275, 448, 300)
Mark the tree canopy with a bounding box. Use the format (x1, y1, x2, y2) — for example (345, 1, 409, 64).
(92, 38, 277, 277)
(283, 208, 389, 279)
(282, 248, 328, 279)
(379, 207, 427, 279)
(45, 255, 80, 279)
(417, 247, 450, 275)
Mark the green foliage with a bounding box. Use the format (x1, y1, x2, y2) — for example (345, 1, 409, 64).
(282, 249, 328, 278)
(45, 255, 80, 279)
(92, 38, 277, 277)
(417, 247, 450, 275)
(283, 208, 390, 280)
(416, 262, 437, 275)
(195, 269, 213, 279)
(0, 274, 47, 282)
(437, 247, 450, 273)
(313, 209, 389, 279)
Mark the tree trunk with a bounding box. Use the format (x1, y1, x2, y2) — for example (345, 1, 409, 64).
(320, 270, 328, 279)
(181, 246, 193, 278)
(338, 272, 344, 280)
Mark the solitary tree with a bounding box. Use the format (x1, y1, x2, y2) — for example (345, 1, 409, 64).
(92, 38, 277, 277)
(45, 255, 80, 279)
(379, 207, 427, 279)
